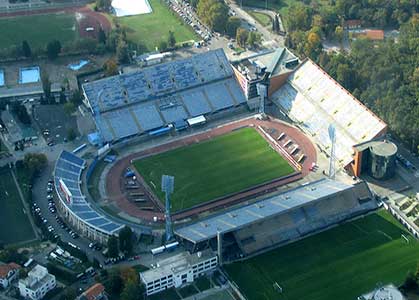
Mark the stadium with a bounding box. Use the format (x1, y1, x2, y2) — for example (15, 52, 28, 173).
(53, 47, 415, 299)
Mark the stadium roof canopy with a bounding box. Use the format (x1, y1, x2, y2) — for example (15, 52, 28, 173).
(174, 178, 352, 244)
(82, 49, 247, 142)
(54, 151, 124, 235)
(271, 59, 387, 166)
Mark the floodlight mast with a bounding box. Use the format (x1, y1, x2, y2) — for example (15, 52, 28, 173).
(328, 124, 336, 180)
(162, 175, 175, 242)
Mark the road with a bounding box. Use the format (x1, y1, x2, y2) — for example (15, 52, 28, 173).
(226, 0, 284, 47)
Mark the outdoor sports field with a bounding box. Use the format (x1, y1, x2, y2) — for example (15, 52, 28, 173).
(118, 0, 197, 51)
(0, 13, 78, 50)
(134, 127, 294, 212)
(225, 210, 419, 300)
(0, 167, 35, 245)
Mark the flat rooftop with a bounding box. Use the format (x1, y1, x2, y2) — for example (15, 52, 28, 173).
(140, 249, 215, 282)
(354, 140, 397, 156)
(231, 47, 299, 81)
(175, 179, 353, 244)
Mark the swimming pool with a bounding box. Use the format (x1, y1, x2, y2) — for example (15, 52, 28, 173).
(0, 70, 4, 86)
(19, 66, 41, 84)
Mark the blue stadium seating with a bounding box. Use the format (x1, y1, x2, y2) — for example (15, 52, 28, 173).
(82, 49, 247, 142)
(54, 151, 123, 235)
(181, 90, 212, 116)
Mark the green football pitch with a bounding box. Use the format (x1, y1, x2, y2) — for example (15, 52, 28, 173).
(118, 0, 198, 51)
(225, 210, 419, 300)
(0, 13, 78, 50)
(134, 127, 294, 212)
(0, 167, 35, 244)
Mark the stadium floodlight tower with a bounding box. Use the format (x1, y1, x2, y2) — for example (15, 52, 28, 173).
(162, 175, 175, 242)
(328, 124, 336, 180)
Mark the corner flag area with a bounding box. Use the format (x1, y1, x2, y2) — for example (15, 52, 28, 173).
(225, 210, 419, 300)
(134, 127, 294, 212)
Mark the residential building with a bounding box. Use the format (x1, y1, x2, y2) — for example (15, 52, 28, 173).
(76, 283, 107, 300)
(18, 265, 56, 300)
(140, 250, 217, 295)
(365, 29, 385, 40)
(344, 19, 362, 29)
(0, 262, 20, 289)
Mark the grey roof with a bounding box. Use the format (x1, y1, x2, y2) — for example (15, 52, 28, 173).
(54, 151, 123, 235)
(140, 249, 215, 283)
(174, 179, 353, 243)
(83, 49, 247, 142)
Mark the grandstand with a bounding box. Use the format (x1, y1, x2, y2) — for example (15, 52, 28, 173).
(54, 151, 123, 242)
(271, 59, 387, 169)
(82, 49, 247, 142)
(175, 178, 377, 256)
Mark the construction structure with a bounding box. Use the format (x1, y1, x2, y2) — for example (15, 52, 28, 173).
(353, 139, 397, 179)
(270, 59, 387, 172)
(175, 179, 377, 257)
(82, 49, 247, 143)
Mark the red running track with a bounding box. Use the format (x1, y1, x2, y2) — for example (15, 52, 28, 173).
(105, 117, 317, 223)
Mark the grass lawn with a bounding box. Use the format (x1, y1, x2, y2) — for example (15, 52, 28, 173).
(247, 11, 272, 26)
(195, 276, 212, 291)
(0, 139, 8, 154)
(0, 167, 35, 244)
(0, 13, 78, 50)
(87, 158, 107, 201)
(178, 284, 199, 298)
(225, 210, 419, 300)
(134, 127, 294, 212)
(118, 0, 197, 51)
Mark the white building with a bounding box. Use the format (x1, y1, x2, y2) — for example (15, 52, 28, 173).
(18, 265, 56, 300)
(0, 262, 20, 289)
(140, 250, 217, 295)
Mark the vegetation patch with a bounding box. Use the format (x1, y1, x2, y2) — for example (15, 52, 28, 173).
(0, 13, 78, 50)
(118, 0, 197, 51)
(226, 210, 419, 300)
(0, 167, 35, 244)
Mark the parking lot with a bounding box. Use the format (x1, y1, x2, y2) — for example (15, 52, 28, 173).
(34, 104, 78, 145)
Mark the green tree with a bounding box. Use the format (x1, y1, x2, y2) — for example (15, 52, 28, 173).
(197, 0, 229, 32)
(41, 71, 51, 100)
(167, 31, 176, 48)
(46, 40, 61, 60)
(226, 17, 241, 37)
(273, 14, 280, 33)
(236, 27, 249, 47)
(59, 287, 77, 300)
(334, 25, 344, 44)
(63, 102, 75, 115)
(158, 40, 168, 51)
(67, 128, 77, 141)
(116, 40, 129, 63)
(98, 27, 107, 44)
(107, 235, 119, 258)
(119, 226, 134, 254)
(70, 90, 83, 106)
(23, 153, 47, 177)
(247, 31, 262, 48)
(22, 40, 31, 58)
(103, 58, 119, 77)
(120, 281, 140, 300)
(104, 270, 123, 296)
